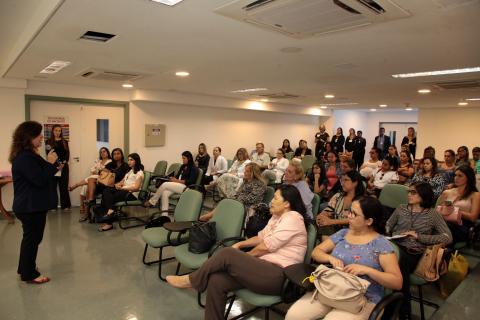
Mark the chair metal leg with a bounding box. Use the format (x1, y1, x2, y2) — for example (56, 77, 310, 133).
(418, 285, 425, 320)
(197, 291, 205, 308)
(158, 246, 176, 281)
(265, 308, 269, 320)
(175, 262, 181, 275)
(224, 295, 235, 319)
(411, 285, 440, 320)
(142, 244, 160, 265)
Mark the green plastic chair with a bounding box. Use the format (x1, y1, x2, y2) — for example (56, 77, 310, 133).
(173, 199, 245, 272)
(141, 189, 203, 280)
(311, 193, 321, 218)
(301, 155, 316, 174)
(227, 159, 234, 170)
(148, 160, 168, 193)
(263, 186, 275, 204)
(225, 222, 318, 320)
(285, 152, 294, 160)
(166, 163, 182, 176)
(115, 171, 152, 229)
(169, 168, 203, 207)
(378, 184, 408, 209)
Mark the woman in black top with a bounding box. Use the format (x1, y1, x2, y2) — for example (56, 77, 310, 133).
(45, 124, 71, 209)
(294, 139, 312, 159)
(401, 127, 417, 159)
(10, 121, 61, 284)
(331, 127, 345, 154)
(344, 128, 356, 153)
(281, 139, 294, 154)
(195, 143, 210, 174)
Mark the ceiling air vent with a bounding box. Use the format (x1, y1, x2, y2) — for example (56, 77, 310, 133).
(430, 79, 480, 90)
(79, 69, 143, 81)
(215, 0, 410, 38)
(80, 31, 116, 42)
(257, 92, 301, 99)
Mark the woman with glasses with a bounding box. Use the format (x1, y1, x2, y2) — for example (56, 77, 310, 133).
(316, 171, 365, 240)
(386, 182, 452, 320)
(286, 197, 402, 320)
(367, 158, 399, 197)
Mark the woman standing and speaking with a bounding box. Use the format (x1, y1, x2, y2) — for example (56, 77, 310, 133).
(9, 121, 61, 284)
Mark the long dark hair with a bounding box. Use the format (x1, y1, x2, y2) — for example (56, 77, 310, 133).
(343, 171, 366, 199)
(278, 184, 309, 227)
(98, 147, 111, 160)
(411, 182, 435, 208)
(356, 196, 386, 234)
(455, 165, 478, 199)
(128, 153, 144, 173)
(9, 121, 43, 163)
(422, 156, 438, 176)
(111, 148, 125, 166)
(182, 151, 195, 167)
(46, 124, 68, 150)
(308, 162, 326, 187)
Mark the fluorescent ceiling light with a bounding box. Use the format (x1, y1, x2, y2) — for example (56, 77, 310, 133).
(405, 108, 413, 111)
(465, 98, 480, 101)
(247, 102, 265, 110)
(324, 94, 335, 99)
(320, 106, 328, 109)
(259, 98, 269, 102)
(319, 102, 358, 106)
(175, 71, 189, 77)
(370, 108, 377, 112)
(418, 89, 431, 94)
(122, 83, 133, 88)
(150, 0, 184, 6)
(379, 104, 387, 108)
(232, 88, 268, 93)
(39, 60, 71, 74)
(392, 67, 480, 78)
(458, 102, 468, 106)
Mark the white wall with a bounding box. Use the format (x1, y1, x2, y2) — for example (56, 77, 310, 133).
(130, 101, 319, 170)
(418, 108, 480, 158)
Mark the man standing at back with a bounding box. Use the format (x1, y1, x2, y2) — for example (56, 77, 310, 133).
(373, 127, 390, 160)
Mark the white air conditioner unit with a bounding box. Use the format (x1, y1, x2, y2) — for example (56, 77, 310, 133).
(78, 68, 144, 81)
(215, 0, 411, 38)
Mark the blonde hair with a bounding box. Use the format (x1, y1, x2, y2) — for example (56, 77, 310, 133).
(234, 148, 250, 161)
(290, 163, 305, 181)
(245, 162, 265, 184)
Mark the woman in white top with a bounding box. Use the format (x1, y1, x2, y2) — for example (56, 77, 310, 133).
(68, 147, 112, 220)
(98, 153, 144, 232)
(215, 148, 251, 198)
(262, 149, 290, 184)
(203, 146, 228, 186)
(368, 158, 399, 197)
(360, 148, 382, 179)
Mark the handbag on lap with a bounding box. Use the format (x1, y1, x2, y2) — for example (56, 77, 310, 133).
(97, 171, 115, 187)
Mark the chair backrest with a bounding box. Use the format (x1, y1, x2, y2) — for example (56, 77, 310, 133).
(174, 189, 203, 222)
(263, 186, 275, 204)
(304, 222, 317, 263)
(227, 159, 234, 169)
(166, 163, 181, 176)
(153, 160, 168, 176)
(141, 171, 152, 191)
(285, 152, 294, 160)
(378, 184, 408, 209)
(301, 155, 316, 173)
(211, 199, 245, 241)
(311, 193, 321, 217)
(194, 168, 203, 186)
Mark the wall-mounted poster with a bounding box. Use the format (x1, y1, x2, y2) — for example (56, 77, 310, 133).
(44, 116, 70, 141)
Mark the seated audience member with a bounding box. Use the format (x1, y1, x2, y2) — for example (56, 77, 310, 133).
(203, 146, 228, 185)
(200, 163, 266, 222)
(397, 150, 414, 185)
(439, 149, 456, 184)
(423, 146, 436, 159)
(410, 157, 446, 200)
(324, 151, 342, 196)
(195, 143, 210, 175)
(84, 148, 130, 215)
(456, 145, 475, 168)
(98, 153, 144, 231)
(69, 147, 111, 221)
(294, 139, 312, 159)
(340, 158, 356, 175)
(438, 165, 480, 245)
(167, 185, 308, 320)
(214, 148, 250, 198)
(331, 127, 345, 154)
(251, 142, 270, 170)
(286, 197, 402, 320)
(145, 151, 199, 212)
(262, 148, 289, 184)
(368, 158, 399, 196)
(322, 142, 333, 162)
(359, 148, 382, 179)
(306, 162, 327, 196)
(474, 147, 480, 190)
(401, 127, 417, 159)
(385, 145, 400, 168)
(284, 163, 314, 218)
(386, 182, 452, 319)
(316, 171, 366, 238)
(281, 139, 293, 154)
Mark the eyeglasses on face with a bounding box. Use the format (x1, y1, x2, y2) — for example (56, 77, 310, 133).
(408, 189, 418, 195)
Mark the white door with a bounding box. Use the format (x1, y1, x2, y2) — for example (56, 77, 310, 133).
(30, 101, 124, 206)
(379, 122, 417, 147)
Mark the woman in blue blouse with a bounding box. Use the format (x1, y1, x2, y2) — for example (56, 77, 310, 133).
(286, 197, 402, 320)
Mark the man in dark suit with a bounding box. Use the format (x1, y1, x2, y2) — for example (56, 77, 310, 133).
(373, 127, 391, 159)
(353, 130, 367, 170)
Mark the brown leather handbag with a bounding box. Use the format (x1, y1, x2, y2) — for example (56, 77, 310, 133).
(97, 171, 115, 187)
(414, 244, 447, 281)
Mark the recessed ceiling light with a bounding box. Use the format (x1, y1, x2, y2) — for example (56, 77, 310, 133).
(405, 108, 413, 111)
(458, 102, 468, 106)
(379, 104, 387, 108)
(175, 71, 190, 77)
(324, 94, 335, 99)
(392, 67, 480, 78)
(150, 0, 185, 6)
(465, 98, 480, 101)
(247, 102, 265, 111)
(320, 106, 328, 109)
(122, 83, 133, 88)
(39, 60, 71, 74)
(418, 89, 431, 94)
(232, 88, 268, 93)
(370, 108, 377, 112)
(259, 98, 269, 102)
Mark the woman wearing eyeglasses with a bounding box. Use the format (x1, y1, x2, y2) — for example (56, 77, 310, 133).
(367, 158, 399, 197)
(386, 182, 452, 320)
